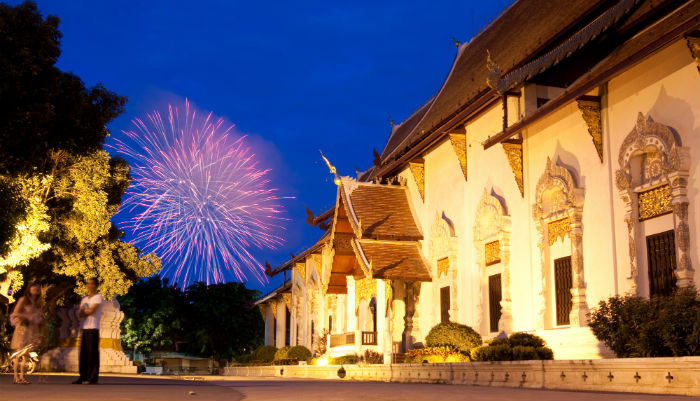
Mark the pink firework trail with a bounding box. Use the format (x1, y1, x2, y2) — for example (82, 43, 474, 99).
(112, 100, 287, 285)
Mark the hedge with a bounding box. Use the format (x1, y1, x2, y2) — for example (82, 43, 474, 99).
(287, 345, 312, 362)
(471, 332, 554, 361)
(252, 345, 277, 362)
(425, 322, 482, 353)
(589, 286, 700, 357)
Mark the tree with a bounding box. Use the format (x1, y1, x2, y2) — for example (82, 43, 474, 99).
(118, 276, 265, 362)
(118, 276, 188, 354)
(183, 281, 264, 362)
(0, 2, 159, 305)
(0, 2, 126, 176)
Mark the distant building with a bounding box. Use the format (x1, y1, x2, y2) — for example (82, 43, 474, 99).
(256, 0, 700, 361)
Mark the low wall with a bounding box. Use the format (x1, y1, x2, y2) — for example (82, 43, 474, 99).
(223, 357, 700, 397)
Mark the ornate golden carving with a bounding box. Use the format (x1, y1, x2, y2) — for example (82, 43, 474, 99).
(484, 241, 501, 266)
(295, 262, 306, 280)
(312, 254, 322, 276)
(449, 133, 468, 181)
(638, 185, 672, 220)
(547, 218, 571, 246)
(687, 35, 700, 73)
(354, 277, 376, 311)
(282, 293, 291, 311)
(502, 139, 524, 197)
(576, 98, 603, 162)
(385, 280, 392, 312)
(270, 301, 277, 318)
(437, 257, 450, 277)
(409, 160, 425, 200)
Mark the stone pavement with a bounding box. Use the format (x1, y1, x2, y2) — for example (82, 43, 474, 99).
(0, 374, 242, 401)
(1, 374, 697, 401)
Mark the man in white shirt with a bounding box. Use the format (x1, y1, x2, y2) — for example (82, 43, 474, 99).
(72, 277, 103, 384)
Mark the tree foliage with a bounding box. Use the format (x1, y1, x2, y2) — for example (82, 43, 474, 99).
(119, 276, 264, 362)
(0, 1, 126, 176)
(0, 1, 158, 305)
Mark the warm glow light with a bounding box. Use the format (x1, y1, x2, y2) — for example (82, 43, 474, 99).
(316, 357, 328, 366)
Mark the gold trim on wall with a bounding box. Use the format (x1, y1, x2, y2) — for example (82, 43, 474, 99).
(484, 241, 501, 266)
(437, 257, 450, 277)
(409, 160, 425, 201)
(547, 218, 571, 246)
(449, 133, 468, 181)
(638, 185, 672, 220)
(502, 139, 524, 197)
(354, 277, 376, 311)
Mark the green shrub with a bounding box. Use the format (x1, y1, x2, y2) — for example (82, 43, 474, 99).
(425, 322, 482, 353)
(237, 354, 252, 364)
(273, 346, 290, 361)
(511, 346, 538, 360)
(330, 354, 358, 365)
(535, 346, 554, 360)
(404, 346, 466, 363)
(473, 333, 551, 361)
(472, 344, 512, 361)
(508, 332, 545, 348)
(487, 337, 509, 347)
(656, 286, 700, 356)
(589, 287, 700, 357)
(287, 345, 312, 361)
(363, 350, 383, 364)
(253, 345, 277, 362)
(444, 353, 470, 363)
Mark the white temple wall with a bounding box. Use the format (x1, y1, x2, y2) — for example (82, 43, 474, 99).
(607, 39, 700, 294)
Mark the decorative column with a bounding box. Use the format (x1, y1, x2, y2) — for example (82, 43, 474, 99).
(568, 208, 588, 326)
(403, 281, 421, 351)
(669, 164, 694, 286)
(498, 235, 514, 333)
(376, 280, 386, 354)
(534, 220, 548, 330)
(275, 299, 286, 348)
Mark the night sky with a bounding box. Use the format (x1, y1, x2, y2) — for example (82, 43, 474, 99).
(10, 0, 511, 293)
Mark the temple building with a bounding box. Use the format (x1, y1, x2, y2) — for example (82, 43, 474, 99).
(255, 0, 700, 361)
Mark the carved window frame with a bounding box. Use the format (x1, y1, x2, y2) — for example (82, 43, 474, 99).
(615, 113, 692, 295)
(427, 212, 460, 323)
(532, 158, 587, 329)
(474, 189, 512, 336)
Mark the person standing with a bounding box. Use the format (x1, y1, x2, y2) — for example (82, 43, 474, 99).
(9, 282, 44, 384)
(73, 277, 103, 385)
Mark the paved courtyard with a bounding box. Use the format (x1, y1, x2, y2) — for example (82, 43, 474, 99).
(0, 374, 696, 401)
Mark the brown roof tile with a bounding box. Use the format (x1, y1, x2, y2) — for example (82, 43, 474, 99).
(358, 240, 431, 281)
(379, 0, 609, 164)
(348, 184, 422, 240)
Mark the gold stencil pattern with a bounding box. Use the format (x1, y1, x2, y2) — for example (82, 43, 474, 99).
(485, 241, 501, 266)
(502, 141, 524, 197)
(437, 257, 450, 277)
(295, 262, 306, 280)
(638, 185, 672, 220)
(547, 218, 571, 246)
(355, 277, 376, 310)
(282, 293, 291, 311)
(449, 133, 468, 181)
(409, 160, 425, 200)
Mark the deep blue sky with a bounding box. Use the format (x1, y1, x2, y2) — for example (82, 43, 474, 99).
(13, 0, 510, 293)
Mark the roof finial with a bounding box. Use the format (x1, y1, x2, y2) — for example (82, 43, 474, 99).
(451, 36, 461, 48)
(320, 150, 341, 185)
(388, 113, 395, 127)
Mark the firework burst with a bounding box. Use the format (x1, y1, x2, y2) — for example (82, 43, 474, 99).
(112, 100, 287, 285)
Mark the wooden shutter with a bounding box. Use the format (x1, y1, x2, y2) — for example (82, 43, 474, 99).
(440, 286, 450, 323)
(488, 274, 502, 332)
(647, 230, 676, 297)
(554, 256, 572, 326)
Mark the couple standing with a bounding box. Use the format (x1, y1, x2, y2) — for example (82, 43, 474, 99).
(10, 277, 104, 385)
